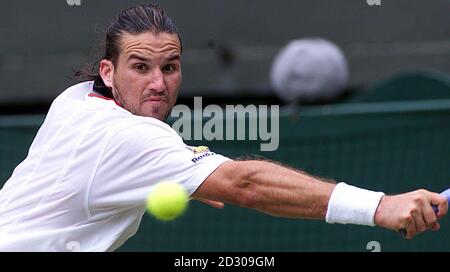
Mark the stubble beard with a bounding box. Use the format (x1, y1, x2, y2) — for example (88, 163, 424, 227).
(111, 84, 172, 121)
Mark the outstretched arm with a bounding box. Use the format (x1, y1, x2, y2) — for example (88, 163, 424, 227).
(192, 160, 448, 239)
(194, 160, 335, 219)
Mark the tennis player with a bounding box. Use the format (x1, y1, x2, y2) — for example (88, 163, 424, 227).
(0, 4, 447, 251)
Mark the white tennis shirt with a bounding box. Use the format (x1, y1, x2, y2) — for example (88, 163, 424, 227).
(0, 81, 230, 252)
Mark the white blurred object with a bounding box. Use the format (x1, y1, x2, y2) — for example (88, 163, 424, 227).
(270, 38, 349, 104)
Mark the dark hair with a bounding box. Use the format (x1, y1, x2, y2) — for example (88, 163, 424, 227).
(74, 4, 181, 84)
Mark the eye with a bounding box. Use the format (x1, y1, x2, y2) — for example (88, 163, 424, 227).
(162, 64, 177, 73)
(134, 63, 148, 73)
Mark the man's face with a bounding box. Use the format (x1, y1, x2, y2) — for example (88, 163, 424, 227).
(101, 31, 182, 121)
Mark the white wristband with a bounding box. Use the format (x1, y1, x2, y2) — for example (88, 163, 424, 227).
(325, 182, 385, 226)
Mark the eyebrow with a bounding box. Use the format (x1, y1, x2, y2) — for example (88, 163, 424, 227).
(167, 55, 180, 62)
(127, 54, 180, 63)
(128, 54, 149, 62)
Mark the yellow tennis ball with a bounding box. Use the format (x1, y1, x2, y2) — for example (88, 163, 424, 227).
(146, 181, 189, 221)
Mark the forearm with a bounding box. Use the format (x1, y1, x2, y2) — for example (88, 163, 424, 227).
(241, 160, 337, 219)
(195, 160, 336, 219)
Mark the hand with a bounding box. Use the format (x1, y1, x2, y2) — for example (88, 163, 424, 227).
(374, 189, 448, 239)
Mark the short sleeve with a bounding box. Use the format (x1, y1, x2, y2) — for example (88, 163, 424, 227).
(88, 118, 231, 212)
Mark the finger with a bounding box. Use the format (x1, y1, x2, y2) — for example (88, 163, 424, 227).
(404, 217, 417, 239)
(412, 209, 426, 234)
(432, 194, 449, 219)
(431, 222, 440, 231)
(422, 203, 438, 229)
(195, 198, 225, 209)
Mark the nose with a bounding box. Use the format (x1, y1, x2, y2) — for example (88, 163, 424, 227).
(147, 68, 166, 93)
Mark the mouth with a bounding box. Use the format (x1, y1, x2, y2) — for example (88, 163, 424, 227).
(144, 96, 166, 103)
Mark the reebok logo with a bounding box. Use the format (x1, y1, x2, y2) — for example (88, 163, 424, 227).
(191, 152, 215, 163)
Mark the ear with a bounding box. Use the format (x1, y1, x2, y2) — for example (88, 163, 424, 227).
(99, 59, 115, 88)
